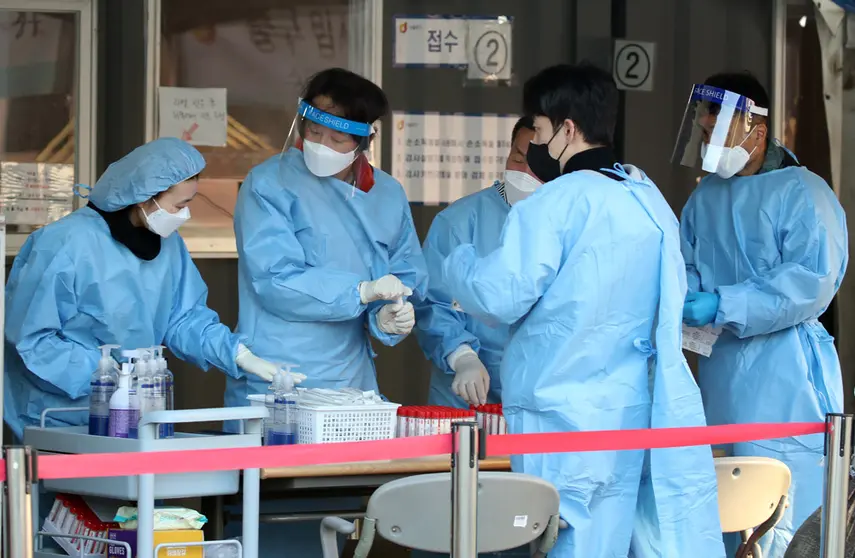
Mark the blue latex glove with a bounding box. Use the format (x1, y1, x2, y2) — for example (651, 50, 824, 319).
(683, 292, 720, 327)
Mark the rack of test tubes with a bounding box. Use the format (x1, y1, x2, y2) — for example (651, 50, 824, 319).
(395, 405, 508, 437)
(43, 494, 119, 557)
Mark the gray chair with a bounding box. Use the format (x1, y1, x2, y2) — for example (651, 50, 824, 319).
(320, 471, 562, 557)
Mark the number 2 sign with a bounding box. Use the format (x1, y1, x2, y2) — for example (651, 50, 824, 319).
(613, 40, 655, 92)
(467, 18, 512, 82)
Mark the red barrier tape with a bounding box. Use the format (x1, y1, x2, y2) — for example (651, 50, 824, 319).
(0, 422, 825, 483)
(485, 422, 826, 457)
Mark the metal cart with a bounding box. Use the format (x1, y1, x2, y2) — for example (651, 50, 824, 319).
(24, 406, 266, 558)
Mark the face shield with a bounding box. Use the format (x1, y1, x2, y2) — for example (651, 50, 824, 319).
(284, 99, 375, 185)
(671, 84, 768, 176)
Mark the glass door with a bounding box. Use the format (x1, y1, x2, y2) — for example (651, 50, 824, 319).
(0, 0, 96, 254)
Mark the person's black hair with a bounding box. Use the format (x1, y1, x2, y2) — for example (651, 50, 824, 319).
(522, 63, 618, 146)
(511, 115, 535, 142)
(302, 68, 389, 126)
(187, 172, 201, 181)
(703, 72, 770, 113)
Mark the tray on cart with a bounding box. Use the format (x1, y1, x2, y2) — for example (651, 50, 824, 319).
(25, 420, 260, 500)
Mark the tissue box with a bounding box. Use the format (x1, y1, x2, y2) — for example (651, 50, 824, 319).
(107, 528, 204, 558)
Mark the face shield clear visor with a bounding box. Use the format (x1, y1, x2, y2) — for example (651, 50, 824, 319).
(284, 99, 375, 184)
(671, 84, 768, 173)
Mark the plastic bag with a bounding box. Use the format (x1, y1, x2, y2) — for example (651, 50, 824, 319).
(114, 506, 207, 531)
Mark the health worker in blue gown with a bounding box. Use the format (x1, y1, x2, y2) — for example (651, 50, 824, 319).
(4, 138, 281, 440)
(675, 73, 848, 557)
(228, 68, 428, 411)
(441, 63, 725, 558)
(415, 116, 540, 408)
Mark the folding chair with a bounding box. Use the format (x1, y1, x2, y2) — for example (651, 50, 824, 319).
(715, 456, 792, 558)
(319, 471, 562, 557)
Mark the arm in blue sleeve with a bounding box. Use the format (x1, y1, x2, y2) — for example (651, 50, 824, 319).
(680, 196, 702, 294)
(716, 179, 848, 337)
(5, 247, 98, 400)
(441, 192, 563, 325)
(368, 197, 430, 346)
(163, 239, 243, 378)
(235, 170, 367, 322)
(414, 213, 481, 374)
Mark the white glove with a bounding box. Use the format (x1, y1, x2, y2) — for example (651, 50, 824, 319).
(376, 300, 415, 335)
(235, 344, 308, 384)
(359, 275, 413, 304)
(448, 345, 489, 406)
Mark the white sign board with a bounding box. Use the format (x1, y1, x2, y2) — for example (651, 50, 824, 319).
(393, 16, 467, 67)
(682, 324, 722, 357)
(391, 112, 518, 204)
(613, 40, 656, 92)
(158, 87, 228, 147)
(0, 162, 74, 225)
(467, 18, 513, 81)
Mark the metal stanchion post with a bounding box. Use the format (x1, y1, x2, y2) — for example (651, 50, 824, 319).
(4, 447, 35, 558)
(451, 421, 479, 558)
(821, 413, 853, 558)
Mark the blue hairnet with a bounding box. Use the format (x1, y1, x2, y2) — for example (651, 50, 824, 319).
(87, 137, 205, 212)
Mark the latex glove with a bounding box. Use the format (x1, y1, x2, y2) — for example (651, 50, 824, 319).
(683, 291, 720, 327)
(448, 346, 489, 406)
(235, 344, 278, 382)
(377, 300, 415, 335)
(359, 275, 413, 304)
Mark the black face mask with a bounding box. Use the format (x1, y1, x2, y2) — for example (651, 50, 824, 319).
(525, 128, 568, 184)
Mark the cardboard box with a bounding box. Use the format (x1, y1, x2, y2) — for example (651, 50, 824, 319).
(107, 528, 204, 558)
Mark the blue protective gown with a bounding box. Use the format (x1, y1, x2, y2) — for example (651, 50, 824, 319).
(681, 164, 848, 557)
(415, 183, 510, 408)
(443, 165, 725, 558)
(4, 140, 242, 440)
(226, 148, 428, 409)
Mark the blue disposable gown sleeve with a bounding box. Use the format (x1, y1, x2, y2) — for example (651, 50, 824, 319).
(715, 181, 848, 337)
(441, 192, 563, 325)
(679, 197, 702, 294)
(414, 214, 481, 374)
(5, 248, 99, 401)
(367, 200, 429, 346)
(235, 170, 367, 322)
(164, 240, 243, 378)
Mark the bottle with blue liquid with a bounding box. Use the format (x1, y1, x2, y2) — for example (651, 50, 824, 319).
(263, 372, 280, 444)
(269, 364, 299, 446)
(152, 346, 174, 438)
(89, 344, 120, 436)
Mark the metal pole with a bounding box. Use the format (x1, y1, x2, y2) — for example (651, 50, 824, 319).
(242, 416, 263, 558)
(5, 447, 35, 558)
(450, 421, 479, 558)
(821, 413, 853, 558)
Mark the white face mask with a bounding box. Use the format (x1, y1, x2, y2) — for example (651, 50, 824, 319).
(503, 170, 543, 206)
(143, 199, 190, 238)
(700, 132, 756, 180)
(303, 140, 357, 177)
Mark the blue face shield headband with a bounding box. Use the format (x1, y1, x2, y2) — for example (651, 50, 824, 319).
(297, 100, 374, 138)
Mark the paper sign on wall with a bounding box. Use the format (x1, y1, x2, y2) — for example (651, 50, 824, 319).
(158, 87, 228, 147)
(466, 18, 512, 81)
(393, 16, 468, 67)
(0, 162, 74, 225)
(613, 40, 656, 92)
(391, 112, 519, 204)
